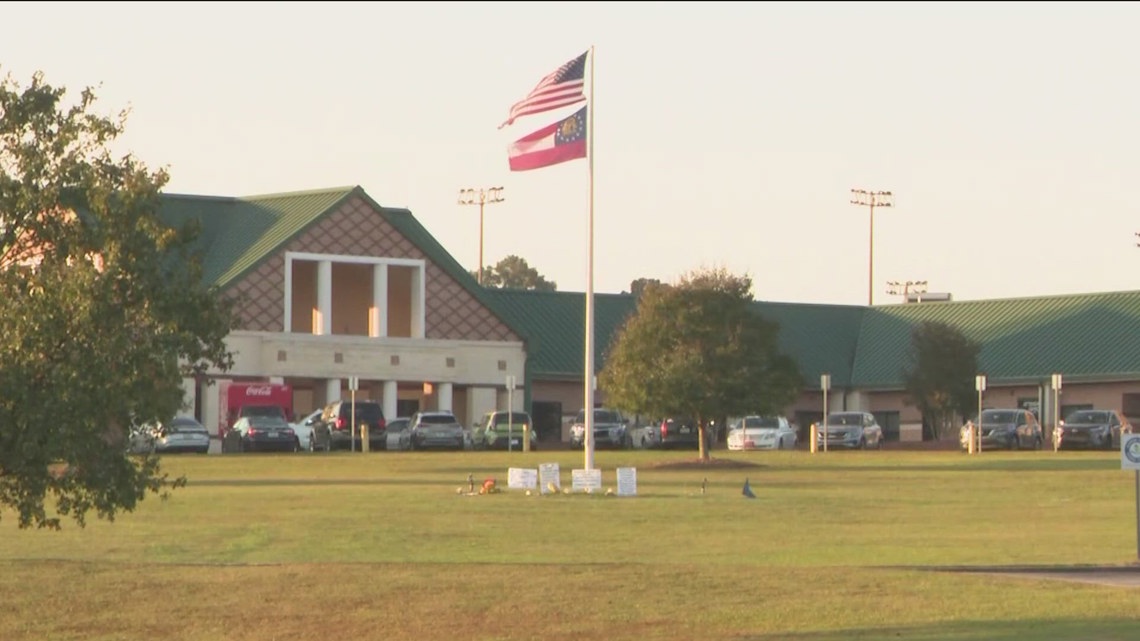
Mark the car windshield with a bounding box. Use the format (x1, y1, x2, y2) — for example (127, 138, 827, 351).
(248, 416, 289, 428)
(386, 419, 410, 432)
(826, 413, 863, 427)
(1067, 410, 1109, 424)
(489, 412, 530, 427)
(740, 416, 781, 429)
(419, 414, 458, 425)
(242, 405, 285, 418)
(575, 409, 621, 424)
(981, 410, 1018, 425)
(348, 403, 383, 420)
(168, 417, 207, 433)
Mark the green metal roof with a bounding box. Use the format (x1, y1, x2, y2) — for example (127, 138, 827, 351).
(851, 289, 1140, 388)
(482, 290, 638, 378)
(483, 290, 865, 386)
(750, 301, 866, 388)
(159, 186, 358, 287)
(155, 185, 1140, 392)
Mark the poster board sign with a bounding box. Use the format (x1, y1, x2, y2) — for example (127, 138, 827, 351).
(1122, 434, 1140, 470)
(539, 462, 561, 494)
(507, 467, 538, 490)
(571, 468, 603, 492)
(616, 467, 637, 496)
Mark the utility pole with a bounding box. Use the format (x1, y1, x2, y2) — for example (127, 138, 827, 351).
(886, 279, 928, 303)
(850, 189, 894, 306)
(457, 187, 505, 285)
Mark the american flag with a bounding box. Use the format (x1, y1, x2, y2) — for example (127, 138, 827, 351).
(499, 51, 587, 129)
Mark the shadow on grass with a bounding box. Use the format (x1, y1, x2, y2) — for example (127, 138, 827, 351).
(187, 478, 471, 487)
(788, 458, 1119, 474)
(739, 617, 1139, 640)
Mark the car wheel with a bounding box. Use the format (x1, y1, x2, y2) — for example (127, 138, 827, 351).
(1105, 434, 1114, 451)
(857, 437, 866, 450)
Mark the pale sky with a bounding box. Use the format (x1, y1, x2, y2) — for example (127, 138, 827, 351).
(4, 2, 1138, 305)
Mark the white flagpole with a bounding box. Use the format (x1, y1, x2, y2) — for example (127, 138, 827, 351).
(584, 44, 597, 472)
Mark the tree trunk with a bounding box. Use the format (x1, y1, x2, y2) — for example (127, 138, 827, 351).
(697, 415, 709, 461)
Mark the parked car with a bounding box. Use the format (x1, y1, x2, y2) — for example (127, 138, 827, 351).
(474, 410, 538, 451)
(129, 416, 212, 455)
(230, 415, 297, 453)
(290, 409, 322, 452)
(1054, 409, 1132, 451)
(384, 417, 412, 451)
(816, 411, 883, 450)
(310, 400, 387, 452)
(727, 416, 798, 451)
(408, 411, 466, 450)
(630, 421, 663, 449)
(657, 416, 717, 450)
(570, 408, 631, 449)
(959, 408, 1043, 451)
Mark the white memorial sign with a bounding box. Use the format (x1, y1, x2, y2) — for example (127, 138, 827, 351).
(571, 468, 602, 492)
(539, 462, 561, 494)
(507, 467, 538, 490)
(616, 467, 638, 496)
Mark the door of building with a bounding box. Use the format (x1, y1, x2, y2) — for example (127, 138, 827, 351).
(531, 401, 563, 443)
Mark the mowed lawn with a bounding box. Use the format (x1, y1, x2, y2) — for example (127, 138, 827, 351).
(2, 448, 1138, 641)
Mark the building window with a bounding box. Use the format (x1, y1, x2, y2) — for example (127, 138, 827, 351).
(1061, 403, 1093, 421)
(1123, 393, 1140, 420)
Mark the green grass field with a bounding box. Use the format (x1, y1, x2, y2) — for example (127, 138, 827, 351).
(2, 448, 1138, 640)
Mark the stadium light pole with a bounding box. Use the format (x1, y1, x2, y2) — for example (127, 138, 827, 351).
(457, 187, 505, 285)
(850, 189, 894, 306)
(886, 280, 928, 303)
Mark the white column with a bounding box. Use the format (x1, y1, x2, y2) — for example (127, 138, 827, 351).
(410, 265, 424, 338)
(466, 386, 496, 428)
(203, 380, 222, 438)
(383, 380, 398, 421)
(325, 378, 342, 405)
(179, 377, 197, 418)
(316, 260, 333, 335)
(370, 264, 389, 338)
(283, 255, 293, 333)
(438, 383, 453, 412)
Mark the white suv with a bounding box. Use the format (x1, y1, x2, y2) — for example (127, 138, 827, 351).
(570, 408, 631, 449)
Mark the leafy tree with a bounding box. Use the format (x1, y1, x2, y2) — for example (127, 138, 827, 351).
(0, 71, 235, 530)
(471, 254, 556, 290)
(627, 277, 662, 297)
(599, 267, 801, 461)
(902, 320, 981, 440)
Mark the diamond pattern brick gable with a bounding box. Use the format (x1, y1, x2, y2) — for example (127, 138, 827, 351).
(222, 195, 519, 342)
(226, 255, 285, 332)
